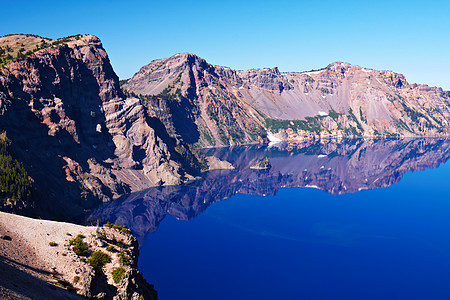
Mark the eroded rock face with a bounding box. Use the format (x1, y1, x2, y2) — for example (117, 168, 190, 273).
(0, 35, 190, 219)
(0, 212, 157, 300)
(124, 55, 450, 146)
(123, 53, 267, 147)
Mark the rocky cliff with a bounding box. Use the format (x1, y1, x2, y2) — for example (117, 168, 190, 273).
(0, 211, 157, 299)
(0, 35, 194, 219)
(123, 54, 450, 147)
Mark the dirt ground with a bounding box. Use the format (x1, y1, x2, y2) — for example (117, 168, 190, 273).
(0, 212, 89, 299)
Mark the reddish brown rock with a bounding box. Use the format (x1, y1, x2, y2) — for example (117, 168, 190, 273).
(124, 55, 450, 146)
(0, 35, 191, 219)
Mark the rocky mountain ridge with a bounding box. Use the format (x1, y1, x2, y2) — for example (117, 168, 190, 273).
(1, 33, 449, 218)
(123, 53, 450, 147)
(0, 34, 195, 219)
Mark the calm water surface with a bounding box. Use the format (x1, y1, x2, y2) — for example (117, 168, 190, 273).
(92, 139, 450, 299)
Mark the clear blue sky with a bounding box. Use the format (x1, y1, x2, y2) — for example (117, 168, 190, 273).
(1, 0, 449, 90)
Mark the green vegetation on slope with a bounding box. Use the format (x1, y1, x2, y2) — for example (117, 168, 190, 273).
(265, 115, 325, 133)
(88, 251, 111, 268)
(0, 34, 82, 68)
(112, 267, 126, 283)
(0, 139, 33, 204)
(69, 234, 88, 256)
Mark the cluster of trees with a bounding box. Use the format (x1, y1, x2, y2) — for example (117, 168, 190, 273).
(0, 45, 14, 66)
(0, 140, 33, 204)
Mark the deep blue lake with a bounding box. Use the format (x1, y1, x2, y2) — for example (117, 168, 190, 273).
(92, 138, 450, 299)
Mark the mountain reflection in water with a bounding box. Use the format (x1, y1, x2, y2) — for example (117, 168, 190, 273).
(89, 138, 450, 242)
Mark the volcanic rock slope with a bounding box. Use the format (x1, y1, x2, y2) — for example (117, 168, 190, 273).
(0, 35, 194, 219)
(123, 53, 450, 147)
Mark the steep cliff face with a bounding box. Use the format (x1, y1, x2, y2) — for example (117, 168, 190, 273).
(0, 35, 192, 219)
(123, 54, 450, 146)
(123, 53, 267, 148)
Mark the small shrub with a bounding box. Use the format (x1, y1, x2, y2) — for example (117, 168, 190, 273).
(112, 267, 126, 284)
(66, 232, 72, 236)
(106, 245, 117, 253)
(69, 234, 88, 256)
(120, 227, 132, 235)
(96, 229, 106, 240)
(118, 250, 130, 266)
(88, 251, 111, 268)
(73, 276, 80, 284)
(54, 278, 76, 293)
(105, 221, 132, 235)
(104, 221, 113, 228)
(49, 241, 57, 247)
(111, 235, 126, 248)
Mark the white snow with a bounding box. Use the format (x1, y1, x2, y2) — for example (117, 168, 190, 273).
(321, 95, 327, 98)
(305, 70, 324, 75)
(361, 68, 372, 73)
(318, 111, 328, 116)
(267, 131, 282, 143)
(358, 187, 368, 191)
(317, 154, 327, 158)
(268, 141, 279, 147)
(305, 184, 321, 190)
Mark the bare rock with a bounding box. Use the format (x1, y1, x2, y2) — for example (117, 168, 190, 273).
(124, 54, 450, 146)
(0, 34, 192, 218)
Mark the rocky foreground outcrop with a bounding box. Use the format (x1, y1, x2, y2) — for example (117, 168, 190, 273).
(123, 54, 450, 147)
(0, 211, 157, 299)
(0, 34, 194, 219)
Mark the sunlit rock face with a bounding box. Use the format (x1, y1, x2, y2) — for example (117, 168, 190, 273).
(123, 54, 450, 147)
(90, 138, 450, 242)
(0, 35, 191, 219)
